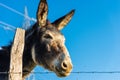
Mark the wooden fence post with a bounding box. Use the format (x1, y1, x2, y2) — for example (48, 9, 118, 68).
(9, 28, 25, 80)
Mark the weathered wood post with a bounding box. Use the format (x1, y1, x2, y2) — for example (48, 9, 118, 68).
(9, 28, 25, 80)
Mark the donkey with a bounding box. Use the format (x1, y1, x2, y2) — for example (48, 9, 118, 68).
(0, 0, 75, 79)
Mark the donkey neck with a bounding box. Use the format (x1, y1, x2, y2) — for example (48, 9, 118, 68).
(22, 25, 38, 77)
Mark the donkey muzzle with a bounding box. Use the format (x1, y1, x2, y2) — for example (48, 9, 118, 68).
(55, 59, 73, 77)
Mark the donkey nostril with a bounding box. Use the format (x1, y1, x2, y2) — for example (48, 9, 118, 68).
(61, 62, 67, 70)
(63, 62, 67, 68)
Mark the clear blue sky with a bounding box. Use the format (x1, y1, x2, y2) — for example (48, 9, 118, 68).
(0, 0, 120, 80)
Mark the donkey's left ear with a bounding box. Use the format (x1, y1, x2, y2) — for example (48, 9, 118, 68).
(52, 10, 75, 30)
(37, 0, 48, 27)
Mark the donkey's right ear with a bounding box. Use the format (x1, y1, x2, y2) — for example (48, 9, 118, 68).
(37, 0, 48, 27)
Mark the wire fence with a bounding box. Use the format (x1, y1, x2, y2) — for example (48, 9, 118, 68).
(1, 71, 120, 74)
(0, 71, 120, 80)
(0, 3, 36, 31)
(0, 20, 16, 31)
(0, 3, 37, 22)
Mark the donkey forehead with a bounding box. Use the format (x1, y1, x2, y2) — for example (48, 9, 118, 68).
(47, 29, 65, 41)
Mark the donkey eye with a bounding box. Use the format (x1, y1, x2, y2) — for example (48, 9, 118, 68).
(44, 34, 53, 39)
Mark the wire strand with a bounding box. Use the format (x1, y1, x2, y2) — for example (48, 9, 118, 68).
(1, 71, 120, 74)
(0, 20, 16, 30)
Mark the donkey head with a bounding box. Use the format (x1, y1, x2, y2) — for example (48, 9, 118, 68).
(32, 0, 75, 77)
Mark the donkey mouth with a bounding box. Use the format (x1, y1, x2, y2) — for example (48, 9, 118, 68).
(56, 70, 71, 77)
(55, 67, 71, 77)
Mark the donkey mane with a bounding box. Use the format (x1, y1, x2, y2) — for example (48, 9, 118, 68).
(0, 0, 75, 80)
